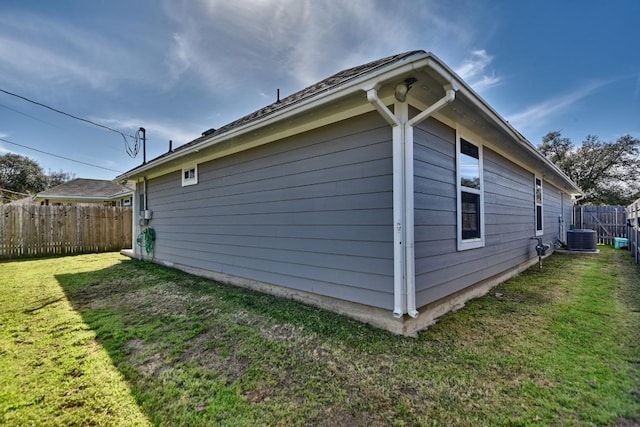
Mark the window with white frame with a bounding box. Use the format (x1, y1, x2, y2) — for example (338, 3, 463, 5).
(457, 137, 484, 250)
(535, 176, 543, 235)
(182, 165, 198, 186)
(138, 193, 145, 216)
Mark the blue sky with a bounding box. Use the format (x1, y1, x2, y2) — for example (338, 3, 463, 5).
(0, 0, 638, 181)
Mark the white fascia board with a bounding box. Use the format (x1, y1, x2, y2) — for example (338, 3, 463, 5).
(108, 191, 134, 199)
(118, 52, 433, 181)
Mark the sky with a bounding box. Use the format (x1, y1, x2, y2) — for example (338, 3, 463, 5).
(0, 0, 638, 181)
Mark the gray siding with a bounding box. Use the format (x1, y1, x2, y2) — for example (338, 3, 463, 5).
(413, 117, 563, 307)
(541, 182, 563, 244)
(145, 112, 395, 309)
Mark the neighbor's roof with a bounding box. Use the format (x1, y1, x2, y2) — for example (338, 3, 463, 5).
(33, 178, 134, 201)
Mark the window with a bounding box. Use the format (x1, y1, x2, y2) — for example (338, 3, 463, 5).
(535, 177, 543, 235)
(138, 193, 145, 216)
(182, 165, 198, 186)
(457, 137, 484, 250)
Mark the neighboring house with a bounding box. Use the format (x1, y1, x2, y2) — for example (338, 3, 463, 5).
(33, 178, 133, 207)
(118, 51, 582, 336)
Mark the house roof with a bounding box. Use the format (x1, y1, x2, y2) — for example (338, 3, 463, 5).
(33, 178, 133, 202)
(174, 51, 422, 152)
(118, 50, 581, 195)
(120, 50, 424, 177)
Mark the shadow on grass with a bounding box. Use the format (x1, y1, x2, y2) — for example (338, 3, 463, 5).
(54, 258, 412, 425)
(53, 250, 640, 425)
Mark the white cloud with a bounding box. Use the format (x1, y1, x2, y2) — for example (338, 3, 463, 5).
(166, 33, 193, 83)
(0, 36, 109, 89)
(454, 50, 501, 91)
(0, 12, 152, 92)
(160, 0, 476, 94)
(507, 81, 608, 131)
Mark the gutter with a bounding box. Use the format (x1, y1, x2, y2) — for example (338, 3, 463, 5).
(31, 194, 129, 202)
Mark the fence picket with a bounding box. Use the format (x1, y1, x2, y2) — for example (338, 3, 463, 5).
(0, 205, 132, 259)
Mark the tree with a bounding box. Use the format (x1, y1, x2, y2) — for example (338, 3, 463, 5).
(47, 169, 75, 187)
(538, 131, 640, 205)
(0, 154, 74, 203)
(0, 153, 49, 198)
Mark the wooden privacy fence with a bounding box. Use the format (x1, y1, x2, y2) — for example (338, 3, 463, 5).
(0, 204, 132, 259)
(573, 205, 627, 245)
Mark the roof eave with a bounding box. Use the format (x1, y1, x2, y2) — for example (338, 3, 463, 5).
(118, 51, 582, 196)
(118, 51, 433, 181)
(33, 192, 133, 201)
(426, 57, 583, 196)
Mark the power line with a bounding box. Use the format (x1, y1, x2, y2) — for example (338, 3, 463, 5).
(0, 137, 123, 173)
(0, 87, 140, 158)
(0, 102, 68, 131)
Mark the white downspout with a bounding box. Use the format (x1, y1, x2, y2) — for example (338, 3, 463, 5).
(364, 84, 406, 318)
(404, 84, 457, 318)
(364, 82, 457, 319)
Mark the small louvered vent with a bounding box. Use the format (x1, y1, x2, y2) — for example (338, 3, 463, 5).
(567, 229, 597, 251)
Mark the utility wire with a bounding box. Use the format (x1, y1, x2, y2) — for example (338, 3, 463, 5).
(0, 137, 123, 173)
(0, 87, 140, 158)
(0, 102, 68, 131)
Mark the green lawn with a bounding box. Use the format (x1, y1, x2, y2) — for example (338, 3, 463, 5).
(1, 247, 639, 426)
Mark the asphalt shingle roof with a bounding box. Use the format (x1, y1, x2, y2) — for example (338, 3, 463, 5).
(35, 178, 133, 199)
(134, 50, 425, 169)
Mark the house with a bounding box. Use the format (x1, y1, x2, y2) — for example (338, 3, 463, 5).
(33, 178, 133, 207)
(118, 51, 582, 336)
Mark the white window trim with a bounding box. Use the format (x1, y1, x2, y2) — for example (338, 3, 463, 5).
(456, 133, 485, 251)
(182, 165, 198, 187)
(535, 176, 544, 236)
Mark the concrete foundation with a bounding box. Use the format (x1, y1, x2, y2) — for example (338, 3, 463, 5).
(120, 249, 551, 337)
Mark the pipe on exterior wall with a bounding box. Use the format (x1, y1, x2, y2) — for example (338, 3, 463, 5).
(364, 85, 405, 318)
(364, 83, 457, 319)
(403, 84, 457, 317)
